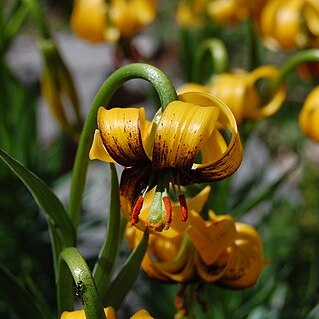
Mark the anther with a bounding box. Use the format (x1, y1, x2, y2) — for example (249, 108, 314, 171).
(178, 194, 188, 222)
(131, 196, 144, 225)
(162, 196, 172, 230)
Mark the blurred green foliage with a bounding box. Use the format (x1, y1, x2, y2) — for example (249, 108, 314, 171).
(1, 1, 319, 318)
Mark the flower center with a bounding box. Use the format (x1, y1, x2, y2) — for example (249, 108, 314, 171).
(131, 169, 189, 231)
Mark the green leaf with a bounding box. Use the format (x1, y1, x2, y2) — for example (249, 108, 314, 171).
(102, 231, 149, 308)
(0, 147, 76, 247)
(0, 263, 49, 319)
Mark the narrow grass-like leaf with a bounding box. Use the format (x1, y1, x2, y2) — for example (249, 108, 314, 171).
(0, 264, 48, 319)
(0, 148, 76, 247)
(24, 275, 53, 319)
(102, 231, 149, 308)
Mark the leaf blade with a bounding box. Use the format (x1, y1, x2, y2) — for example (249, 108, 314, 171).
(0, 147, 76, 247)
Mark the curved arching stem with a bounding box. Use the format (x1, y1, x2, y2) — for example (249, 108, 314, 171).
(57, 247, 106, 319)
(268, 49, 319, 95)
(192, 38, 229, 83)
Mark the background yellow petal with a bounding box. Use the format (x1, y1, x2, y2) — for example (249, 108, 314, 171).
(71, 0, 107, 43)
(299, 86, 319, 142)
(187, 218, 237, 265)
(61, 307, 116, 319)
(167, 186, 211, 238)
(195, 249, 231, 282)
(130, 309, 155, 319)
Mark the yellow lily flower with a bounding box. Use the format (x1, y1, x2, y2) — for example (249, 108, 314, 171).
(299, 86, 319, 142)
(260, 0, 319, 51)
(39, 39, 82, 141)
(125, 187, 264, 287)
(61, 307, 154, 318)
(176, 0, 207, 27)
(90, 92, 242, 232)
(178, 66, 287, 125)
(71, 0, 157, 43)
(207, 0, 268, 24)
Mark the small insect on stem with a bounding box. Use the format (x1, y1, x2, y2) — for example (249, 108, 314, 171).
(74, 280, 83, 301)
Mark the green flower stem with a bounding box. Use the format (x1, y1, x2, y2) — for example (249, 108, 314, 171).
(68, 63, 178, 228)
(21, 0, 51, 39)
(269, 49, 319, 94)
(58, 247, 106, 319)
(102, 231, 149, 307)
(93, 163, 123, 294)
(192, 38, 229, 83)
(244, 19, 262, 71)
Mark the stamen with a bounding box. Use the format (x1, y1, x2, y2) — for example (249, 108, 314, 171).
(131, 196, 144, 225)
(162, 196, 172, 230)
(178, 194, 188, 222)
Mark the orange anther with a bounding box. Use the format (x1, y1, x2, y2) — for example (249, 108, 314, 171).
(162, 196, 172, 228)
(178, 194, 188, 222)
(131, 196, 144, 225)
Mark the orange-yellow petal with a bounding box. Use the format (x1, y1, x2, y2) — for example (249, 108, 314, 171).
(299, 86, 319, 142)
(130, 309, 155, 319)
(71, 0, 107, 43)
(110, 0, 156, 38)
(89, 130, 115, 162)
(187, 217, 237, 265)
(97, 107, 149, 166)
(177, 92, 242, 183)
(152, 100, 219, 170)
(61, 307, 117, 319)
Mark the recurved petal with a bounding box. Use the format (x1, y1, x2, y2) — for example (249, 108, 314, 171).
(152, 100, 219, 170)
(190, 129, 242, 182)
(177, 83, 210, 95)
(299, 86, 319, 142)
(187, 217, 237, 265)
(247, 66, 287, 119)
(155, 251, 197, 283)
(195, 248, 231, 282)
(218, 241, 264, 288)
(141, 252, 173, 282)
(98, 107, 149, 167)
(177, 92, 242, 183)
(304, 1, 319, 37)
(218, 222, 264, 288)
